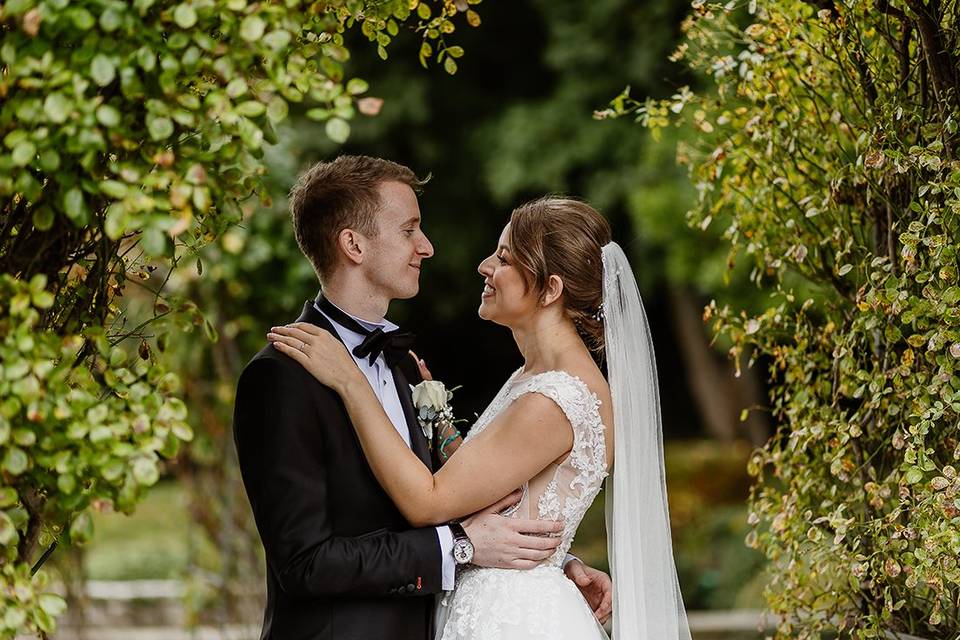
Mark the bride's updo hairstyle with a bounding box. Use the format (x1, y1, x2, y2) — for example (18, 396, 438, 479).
(508, 196, 612, 355)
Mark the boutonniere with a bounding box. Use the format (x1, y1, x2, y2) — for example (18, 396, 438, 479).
(410, 380, 461, 455)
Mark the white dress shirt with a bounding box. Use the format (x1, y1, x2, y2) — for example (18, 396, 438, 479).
(314, 299, 456, 591)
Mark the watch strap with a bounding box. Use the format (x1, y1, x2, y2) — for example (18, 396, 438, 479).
(448, 522, 468, 543)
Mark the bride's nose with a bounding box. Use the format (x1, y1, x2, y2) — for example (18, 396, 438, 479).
(477, 255, 495, 277)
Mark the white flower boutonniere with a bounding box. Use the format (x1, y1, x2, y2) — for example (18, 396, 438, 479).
(410, 380, 460, 453)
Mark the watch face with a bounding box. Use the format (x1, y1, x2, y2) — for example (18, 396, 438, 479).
(453, 540, 473, 564)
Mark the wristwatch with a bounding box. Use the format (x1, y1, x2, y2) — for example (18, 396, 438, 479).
(448, 522, 474, 565)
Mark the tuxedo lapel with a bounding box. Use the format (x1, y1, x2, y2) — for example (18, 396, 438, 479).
(297, 300, 433, 471)
(392, 365, 433, 470)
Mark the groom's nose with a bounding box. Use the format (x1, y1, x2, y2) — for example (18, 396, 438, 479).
(417, 232, 434, 258)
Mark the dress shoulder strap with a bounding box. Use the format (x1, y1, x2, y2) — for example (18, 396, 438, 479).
(507, 370, 603, 436)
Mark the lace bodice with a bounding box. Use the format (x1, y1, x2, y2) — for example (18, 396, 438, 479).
(463, 369, 609, 565)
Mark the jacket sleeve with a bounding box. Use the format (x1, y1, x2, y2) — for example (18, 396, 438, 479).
(233, 354, 444, 598)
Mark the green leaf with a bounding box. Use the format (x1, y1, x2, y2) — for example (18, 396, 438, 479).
(71, 7, 95, 29)
(325, 117, 350, 144)
(240, 15, 265, 41)
(38, 595, 67, 619)
(172, 421, 195, 442)
(96, 104, 121, 127)
(38, 149, 60, 171)
(57, 473, 77, 494)
(43, 93, 71, 123)
(266, 96, 288, 123)
(443, 57, 458, 75)
(89, 425, 112, 443)
(446, 46, 464, 58)
(4, 0, 32, 16)
(226, 78, 247, 98)
(346, 78, 369, 95)
(142, 227, 166, 256)
(32, 207, 55, 231)
(2, 447, 28, 475)
(11, 140, 35, 166)
(4, 129, 27, 148)
(147, 115, 174, 140)
(236, 100, 266, 117)
(63, 187, 87, 222)
(262, 29, 291, 50)
(100, 180, 128, 199)
(3, 607, 26, 632)
(174, 3, 197, 28)
(91, 54, 116, 86)
(100, 7, 124, 31)
(69, 511, 94, 544)
(133, 458, 159, 485)
(905, 467, 923, 484)
(104, 203, 128, 239)
(0, 511, 17, 546)
(136, 46, 156, 71)
(0, 488, 17, 508)
(32, 290, 54, 309)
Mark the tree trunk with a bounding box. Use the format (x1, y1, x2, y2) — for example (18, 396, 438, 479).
(667, 287, 769, 446)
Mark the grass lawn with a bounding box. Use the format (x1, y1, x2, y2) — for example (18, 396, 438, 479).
(82, 482, 191, 581)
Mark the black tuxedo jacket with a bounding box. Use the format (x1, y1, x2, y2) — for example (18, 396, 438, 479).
(233, 302, 443, 640)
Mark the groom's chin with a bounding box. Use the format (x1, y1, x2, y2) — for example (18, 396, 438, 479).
(394, 283, 419, 300)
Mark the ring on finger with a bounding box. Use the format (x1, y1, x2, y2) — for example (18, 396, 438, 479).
(298, 340, 305, 352)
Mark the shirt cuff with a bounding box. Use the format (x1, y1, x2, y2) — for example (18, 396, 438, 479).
(436, 526, 456, 591)
(562, 553, 579, 568)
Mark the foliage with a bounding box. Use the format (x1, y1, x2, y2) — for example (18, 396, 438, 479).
(0, 0, 480, 635)
(618, 0, 960, 636)
(0, 273, 189, 635)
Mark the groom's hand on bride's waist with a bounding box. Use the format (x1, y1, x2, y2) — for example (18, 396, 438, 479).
(564, 559, 613, 625)
(461, 490, 563, 570)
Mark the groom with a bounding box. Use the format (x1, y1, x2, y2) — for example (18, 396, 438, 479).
(234, 155, 612, 639)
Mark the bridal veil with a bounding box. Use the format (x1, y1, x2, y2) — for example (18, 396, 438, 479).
(602, 242, 692, 640)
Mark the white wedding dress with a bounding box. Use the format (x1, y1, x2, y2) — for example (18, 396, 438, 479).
(435, 369, 611, 640)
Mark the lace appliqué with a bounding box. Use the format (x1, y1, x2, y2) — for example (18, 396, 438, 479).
(462, 370, 609, 566)
(438, 370, 611, 640)
(537, 479, 560, 520)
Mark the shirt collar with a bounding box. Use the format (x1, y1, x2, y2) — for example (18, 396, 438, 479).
(313, 297, 399, 337)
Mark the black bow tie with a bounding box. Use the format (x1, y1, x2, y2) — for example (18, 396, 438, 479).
(315, 294, 415, 368)
(354, 327, 417, 367)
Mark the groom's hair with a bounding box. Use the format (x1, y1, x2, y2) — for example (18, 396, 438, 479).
(289, 155, 427, 279)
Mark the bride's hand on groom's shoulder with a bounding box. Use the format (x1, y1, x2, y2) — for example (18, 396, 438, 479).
(267, 323, 362, 393)
(460, 490, 564, 571)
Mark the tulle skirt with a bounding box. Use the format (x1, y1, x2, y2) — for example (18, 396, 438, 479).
(435, 565, 609, 640)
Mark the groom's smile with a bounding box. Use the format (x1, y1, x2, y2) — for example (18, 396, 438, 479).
(362, 180, 434, 302)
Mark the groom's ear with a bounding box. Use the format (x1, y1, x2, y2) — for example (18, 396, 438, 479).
(541, 274, 564, 307)
(337, 228, 365, 266)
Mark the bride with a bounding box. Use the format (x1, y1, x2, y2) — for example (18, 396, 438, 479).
(268, 196, 691, 640)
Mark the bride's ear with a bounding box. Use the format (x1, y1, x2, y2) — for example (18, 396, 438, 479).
(541, 274, 564, 307)
(337, 228, 365, 266)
